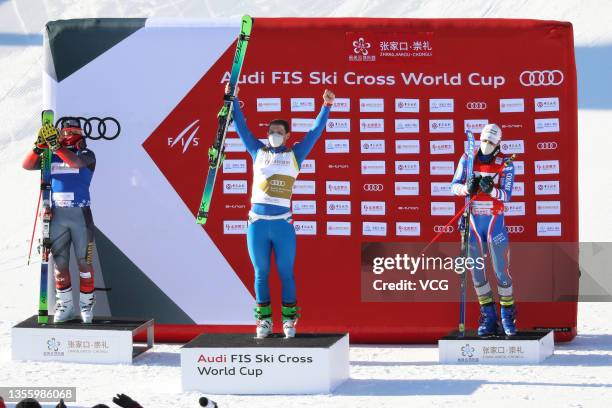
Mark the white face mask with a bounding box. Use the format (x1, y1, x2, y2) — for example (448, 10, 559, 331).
(268, 132, 284, 148)
(480, 141, 497, 155)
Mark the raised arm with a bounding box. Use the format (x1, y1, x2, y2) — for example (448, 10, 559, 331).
(293, 89, 334, 165)
(228, 85, 263, 160)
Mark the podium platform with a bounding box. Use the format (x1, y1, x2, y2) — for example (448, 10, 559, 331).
(181, 333, 349, 394)
(12, 315, 154, 364)
(438, 330, 554, 364)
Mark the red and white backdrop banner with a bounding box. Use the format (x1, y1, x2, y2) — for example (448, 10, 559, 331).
(45, 18, 578, 342)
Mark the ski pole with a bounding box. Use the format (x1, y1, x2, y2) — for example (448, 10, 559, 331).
(27, 190, 42, 265)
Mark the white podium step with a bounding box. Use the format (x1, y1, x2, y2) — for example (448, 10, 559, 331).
(181, 333, 349, 394)
(12, 315, 154, 364)
(438, 330, 554, 364)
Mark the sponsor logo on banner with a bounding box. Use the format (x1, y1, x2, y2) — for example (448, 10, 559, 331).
(535, 180, 560, 195)
(327, 181, 351, 195)
(292, 200, 317, 215)
(294, 221, 317, 235)
(222, 159, 247, 174)
(429, 99, 454, 112)
(363, 222, 387, 236)
(256, 98, 281, 112)
(360, 98, 385, 112)
(504, 202, 526, 216)
(292, 180, 316, 195)
(395, 160, 419, 174)
(464, 119, 488, 133)
(430, 161, 455, 175)
(535, 97, 560, 112)
(290, 98, 315, 112)
(535, 118, 560, 133)
(513, 182, 525, 196)
(537, 222, 562, 236)
(396, 222, 421, 236)
(513, 161, 525, 175)
(395, 181, 419, 196)
(536, 201, 561, 215)
(327, 200, 351, 215)
(466, 102, 487, 110)
(535, 160, 560, 175)
(537, 141, 558, 150)
(520, 70, 564, 87)
(430, 140, 455, 154)
(223, 180, 247, 194)
(326, 118, 351, 133)
(331, 98, 350, 112)
(361, 201, 386, 215)
(500, 140, 525, 154)
(301, 159, 315, 173)
(433, 225, 454, 233)
(397, 205, 419, 211)
(360, 118, 385, 132)
(396, 140, 420, 154)
(328, 163, 349, 169)
(325, 139, 350, 153)
(347, 33, 434, 62)
(395, 98, 419, 113)
(363, 183, 384, 192)
(431, 202, 455, 216)
(361, 161, 386, 174)
(223, 220, 248, 234)
(291, 118, 315, 132)
(225, 204, 246, 209)
(224, 138, 246, 152)
(431, 182, 453, 196)
(429, 119, 454, 133)
(499, 98, 525, 113)
(506, 225, 525, 234)
(327, 221, 351, 236)
(395, 119, 419, 133)
(361, 140, 385, 153)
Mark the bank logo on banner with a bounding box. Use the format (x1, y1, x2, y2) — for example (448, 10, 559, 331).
(537, 222, 562, 237)
(431, 182, 453, 196)
(395, 98, 419, 113)
(431, 202, 455, 216)
(535, 180, 560, 195)
(222, 159, 247, 174)
(326, 118, 351, 133)
(325, 139, 350, 153)
(500, 140, 524, 154)
(331, 98, 351, 112)
(520, 70, 564, 87)
(395, 119, 419, 133)
(223, 220, 248, 235)
(301, 159, 315, 173)
(363, 222, 387, 236)
(291, 98, 315, 112)
(360, 98, 385, 112)
(326, 181, 351, 195)
(395, 160, 419, 174)
(361, 201, 386, 215)
(396, 140, 420, 154)
(429, 98, 454, 112)
(535, 97, 560, 112)
(464, 119, 489, 133)
(429, 119, 454, 133)
(292, 118, 315, 132)
(535, 118, 560, 133)
(499, 98, 525, 113)
(536, 201, 561, 215)
(327, 221, 351, 236)
(360, 118, 385, 133)
(224, 138, 246, 152)
(294, 221, 317, 235)
(292, 200, 317, 215)
(513, 182, 525, 196)
(256, 98, 281, 112)
(361, 140, 385, 153)
(535, 160, 560, 175)
(430, 140, 455, 155)
(292, 180, 316, 195)
(361, 160, 386, 174)
(327, 200, 351, 215)
(430, 161, 455, 175)
(504, 202, 526, 216)
(395, 181, 419, 196)
(513, 161, 525, 175)
(223, 180, 247, 194)
(396, 222, 421, 236)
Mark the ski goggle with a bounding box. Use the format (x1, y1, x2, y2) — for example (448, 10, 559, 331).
(60, 127, 84, 146)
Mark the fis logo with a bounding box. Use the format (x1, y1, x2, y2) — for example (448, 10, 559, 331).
(168, 119, 200, 153)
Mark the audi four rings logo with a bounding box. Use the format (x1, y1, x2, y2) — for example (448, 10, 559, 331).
(57, 116, 121, 140)
(537, 142, 558, 150)
(466, 102, 487, 110)
(363, 184, 384, 191)
(519, 70, 564, 86)
(434, 225, 454, 233)
(506, 226, 525, 233)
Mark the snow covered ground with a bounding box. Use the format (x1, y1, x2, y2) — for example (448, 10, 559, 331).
(1, 0, 612, 407)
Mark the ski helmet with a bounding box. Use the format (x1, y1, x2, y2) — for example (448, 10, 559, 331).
(480, 123, 502, 155)
(60, 118, 85, 148)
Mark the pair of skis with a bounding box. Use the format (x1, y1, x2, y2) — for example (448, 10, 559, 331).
(196, 15, 253, 225)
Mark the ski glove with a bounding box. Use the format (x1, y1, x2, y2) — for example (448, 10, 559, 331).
(479, 176, 495, 194)
(112, 394, 142, 408)
(39, 124, 61, 151)
(466, 175, 481, 195)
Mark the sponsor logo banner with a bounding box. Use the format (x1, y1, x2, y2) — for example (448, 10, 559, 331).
(429, 98, 454, 112)
(396, 222, 421, 236)
(537, 141, 558, 150)
(536, 200, 561, 215)
(363, 183, 384, 192)
(222, 159, 247, 174)
(535, 180, 560, 195)
(504, 202, 526, 216)
(361, 201, 386, 215)
(395, 118, 420, 133)
(520, 70, 564, 87)
(429, 119, 454, 133)
(534, 160, 560, 175)
(291, 98, 315, 112)
(301, 159, 315, 173)
(430, 161, 455, 175)
(327, 200, 352, 215)
(430, 140, 455, 154)
(395, 160, 420, 174)
(534, 97, 560, 112)
(360, 98, 385, 112)
(431, 202, 455, 216)
(327, 221, 351, 236)
(430, 182, 453, 196)
(537, 222, 562, 236)
(361, 160, 386, 174)
(223, 180, 247, 194)
(396, 139, 420, 154)
(499, 98, 525, 113)
(394, 181, 419, 196)
(292, 180, 316, 195)
(256, 98, 281, 112)
(224, 138, 246, 152)
(535, 118, 560, 133)
(326, 180, 351, 195)
(360, 118, 385, 133)
(395, 98, 419, 113)
(500, 140, 525, 154)
(466, 101, 487, 110)
(361, 140, 385, 153)
(325, 139, 350, 153)
(464, 119, 488, 133)
(513, 161, 525, 175)
(513, 182, 525, 196)
(363, 222, 387, 236)
(223, 220, 248, 235)
(292, 200, 317, 214)
(291, 118, 315, 132)
(294, 221, 317, 235)
(326, 118, 351, 133)
(331, 98, 351, 112)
